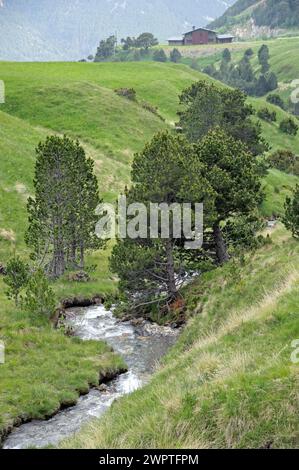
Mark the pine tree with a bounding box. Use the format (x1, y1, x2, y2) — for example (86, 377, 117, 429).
(24, 269, 56, 318)
(110, 132, 214, 311)
(238, 56, 254, 82)
(26, 136, 103, 278)
(179, 81, 268, 156)
(170, 48, 182, 63)
(258, 44, 270, 73)
(265, 71, 278, 91)
(94, 36, 117, 62)
(255, 74, 269, 96)
(73, 156, 104, 269)
(245, 48, 254, 58)
(195, 128, 264, 264)
(222, 48, 231, 63)
(153, 49, 167, 62)
(283, 185, 299, 239)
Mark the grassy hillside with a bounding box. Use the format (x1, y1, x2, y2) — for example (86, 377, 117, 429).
(61, 225, 299, 449)
(0, 61, 298, 218)
(0, 60, 298, 267)
(0, 62, 202, 291)
(166, 36, 299, 84)
(0, 62, 201, 124)
(0, 61, 298, 446)
(0, 61, 297, 274)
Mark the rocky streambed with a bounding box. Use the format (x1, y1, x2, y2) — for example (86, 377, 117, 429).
(3, 305, 179, 449)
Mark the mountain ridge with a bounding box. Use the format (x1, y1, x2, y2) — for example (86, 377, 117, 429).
(209, 0, 299, 38)
(0, 0, 236, 61)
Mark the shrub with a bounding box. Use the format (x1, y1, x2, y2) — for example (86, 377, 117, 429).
(293, 160, 299, 177)
(153, 49, 167, 62)
(257, 107, 277, 122)
(268, 149, 297, 173)
(266, 93, 286, 110)
(245, 48, 254, 57)
(280, 118, 299, 136)
(141, 101, 165, 121)
(0, 263, 6, 275)
(115, 88, 137, 101)
(4, 257, 29, 306)
(283, 185, 299, 238)
(24, 269, 56, 318)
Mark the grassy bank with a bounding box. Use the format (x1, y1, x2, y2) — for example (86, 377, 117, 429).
(60, 226, 299, 449)
(0, 281, 126, 442)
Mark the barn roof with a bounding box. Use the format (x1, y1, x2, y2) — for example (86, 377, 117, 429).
(184, 27, 216, 35)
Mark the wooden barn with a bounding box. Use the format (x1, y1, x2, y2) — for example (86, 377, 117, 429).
(184, 27, 217, 45)
(168, 27, 235, 46)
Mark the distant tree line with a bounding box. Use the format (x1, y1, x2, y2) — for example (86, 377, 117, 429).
(92, 33, 183, 64)
(94, 33, 159, 62)
(121, 33, 158, 51)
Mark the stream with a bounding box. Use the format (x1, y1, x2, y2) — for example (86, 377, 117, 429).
(3, 305, 178, 449)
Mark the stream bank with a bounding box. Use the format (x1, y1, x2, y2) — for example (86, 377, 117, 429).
(3, 304, 179, 449)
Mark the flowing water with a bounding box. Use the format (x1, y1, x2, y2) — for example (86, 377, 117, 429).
(3, 305, 178, 449)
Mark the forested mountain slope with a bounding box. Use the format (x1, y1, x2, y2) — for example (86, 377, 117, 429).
(209, 0, 299, 36)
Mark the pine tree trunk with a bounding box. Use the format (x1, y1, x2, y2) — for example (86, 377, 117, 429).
(52, 219, 65, 278)
(79, 241, 84, 270)
(165, 239, 178, 301)
(53, 245, 65, 278)
(68, 238, 77, 268)
(213, 222, 229, 265)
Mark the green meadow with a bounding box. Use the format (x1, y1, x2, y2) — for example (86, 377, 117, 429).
(0, 59, 298, 446)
